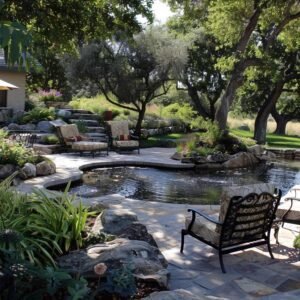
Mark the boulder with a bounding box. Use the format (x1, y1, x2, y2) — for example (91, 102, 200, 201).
(260, 150, 277, 161)
(207, 152, 230, 163)
(248, 145, 265, 157)
(143, 289, 212, 300)
(20, 123, 36, 131)
(118, 222, 158, 247)
(19, 163, 36, 179)
(36, 121, 54, 133)
(222, 152, 260, 169)
(36, 160, 56, 176)
(0, 164, 17, 179)
(99, 208, 138, 235)
(237, 124, 250, 131)
(57, 238, 169, 288)
(7, 123, 21, 131)
(171, 152, 182, 161)
(56, 109, 72, 118)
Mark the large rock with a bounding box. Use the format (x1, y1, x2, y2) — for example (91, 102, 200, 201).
(143, 289, 215, 300)
(36, 160, 56, 176)
(0, 164, 17, 179)
(248, 145, 265, 157)
(7, 123, 21, 131)
(222, 152, 259, 169)
(99, 208, 138, 235)
(57, 238, 169, 288)
(20, 123, 36, 131)
(19, 163, 36, 179)
(36, 121, 54, 133)
(56, 110, 72, 118)
(207, 152, 230, 163)
(91, 209, 158, 247)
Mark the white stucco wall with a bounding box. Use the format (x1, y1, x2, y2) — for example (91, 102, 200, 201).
(0, 70, 26, 112)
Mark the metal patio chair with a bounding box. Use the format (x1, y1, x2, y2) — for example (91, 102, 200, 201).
(181, 183, 282, 273)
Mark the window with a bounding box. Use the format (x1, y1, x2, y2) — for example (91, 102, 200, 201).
(0, 90, 7, 107)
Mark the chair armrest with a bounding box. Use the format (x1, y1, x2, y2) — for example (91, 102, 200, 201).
(186, 208, 222, 232)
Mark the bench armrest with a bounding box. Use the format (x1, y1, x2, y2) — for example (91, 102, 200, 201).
(186, 208, 222, 232)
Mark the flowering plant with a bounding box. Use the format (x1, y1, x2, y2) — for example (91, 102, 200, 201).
(38, 89, 63, 102)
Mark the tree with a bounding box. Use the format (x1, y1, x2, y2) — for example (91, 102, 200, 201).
(67, 28, 186, 136)
(271, 85, 300, 135)
(207, 0, 300, 129)
(0, 0, 154, 83)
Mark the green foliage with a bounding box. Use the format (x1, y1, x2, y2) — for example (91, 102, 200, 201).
(20, 107, 56, 124)
(41, 135, 60, 145)
(74, 120, 88, 134)
(99, 265, 136, 299)
(0, 138, 39, 167)
(162, 103, 197, 126)
(0, 235, 90, 300)
(294, 235, 300, 248)
(198, 121, 222, 147)
(0, 178, 95, 266)
(0, 21, 32, 68)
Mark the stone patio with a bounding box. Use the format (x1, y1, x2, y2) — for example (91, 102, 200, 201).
(17, 148, 300, 299)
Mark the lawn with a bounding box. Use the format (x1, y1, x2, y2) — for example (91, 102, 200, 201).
(231, 129, 300, 149)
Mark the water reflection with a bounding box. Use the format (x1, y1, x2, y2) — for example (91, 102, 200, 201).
(69, 161, 300, 204)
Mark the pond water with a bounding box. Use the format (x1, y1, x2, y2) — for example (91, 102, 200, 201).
(65, 160, 300, 205)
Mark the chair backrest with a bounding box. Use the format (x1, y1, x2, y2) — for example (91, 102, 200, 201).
(107, 121, 130, 138)
(219, 183, 275, 223)
(57, 124, 80, 145)
(220, 190, 281, 247)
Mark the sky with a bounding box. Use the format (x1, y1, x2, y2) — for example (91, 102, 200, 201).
(153, 0, 174, 24)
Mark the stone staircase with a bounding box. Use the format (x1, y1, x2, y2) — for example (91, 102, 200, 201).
(62, 109, 109, 142)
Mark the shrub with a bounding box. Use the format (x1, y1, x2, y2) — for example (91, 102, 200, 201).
(294, 235, 300, 248)
(0, 141, 39, 167)
(38, 89, 63, 102)
(162, 103, 197, 126)
(74, 120, 88, 134)
(20, 107, 56, 124)
(41, 135, 60, 145)
(0, 178, 96, 266)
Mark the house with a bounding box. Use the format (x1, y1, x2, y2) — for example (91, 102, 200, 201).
(0, 49, 26, 113)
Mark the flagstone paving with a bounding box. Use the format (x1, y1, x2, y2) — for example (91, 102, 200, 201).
(17, 148, 300, 299)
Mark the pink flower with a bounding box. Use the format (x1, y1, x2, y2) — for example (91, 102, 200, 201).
(94, 263, 107, 276)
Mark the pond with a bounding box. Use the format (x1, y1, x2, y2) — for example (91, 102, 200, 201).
(64, 160, 300, 205)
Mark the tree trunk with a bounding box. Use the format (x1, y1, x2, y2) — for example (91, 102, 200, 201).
(134, 103, 146, 137)
(271, 107, 289, 135)
(254, 81, 285, 143)
(215, 65, 245, 129)
(214, 7, 263, 129)
(186, 84, 210, 119)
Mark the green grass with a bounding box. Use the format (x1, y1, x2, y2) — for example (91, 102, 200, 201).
(231, 129, 300, 149)
(140, 133, 192, 148)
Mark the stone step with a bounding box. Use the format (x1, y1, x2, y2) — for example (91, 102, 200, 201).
(63, 109, 93, 115)
(87, 126, 106, 133)
(70, 113, 100, 121)
(86, 132, 107, 137)
(69, 119, 100, 127)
